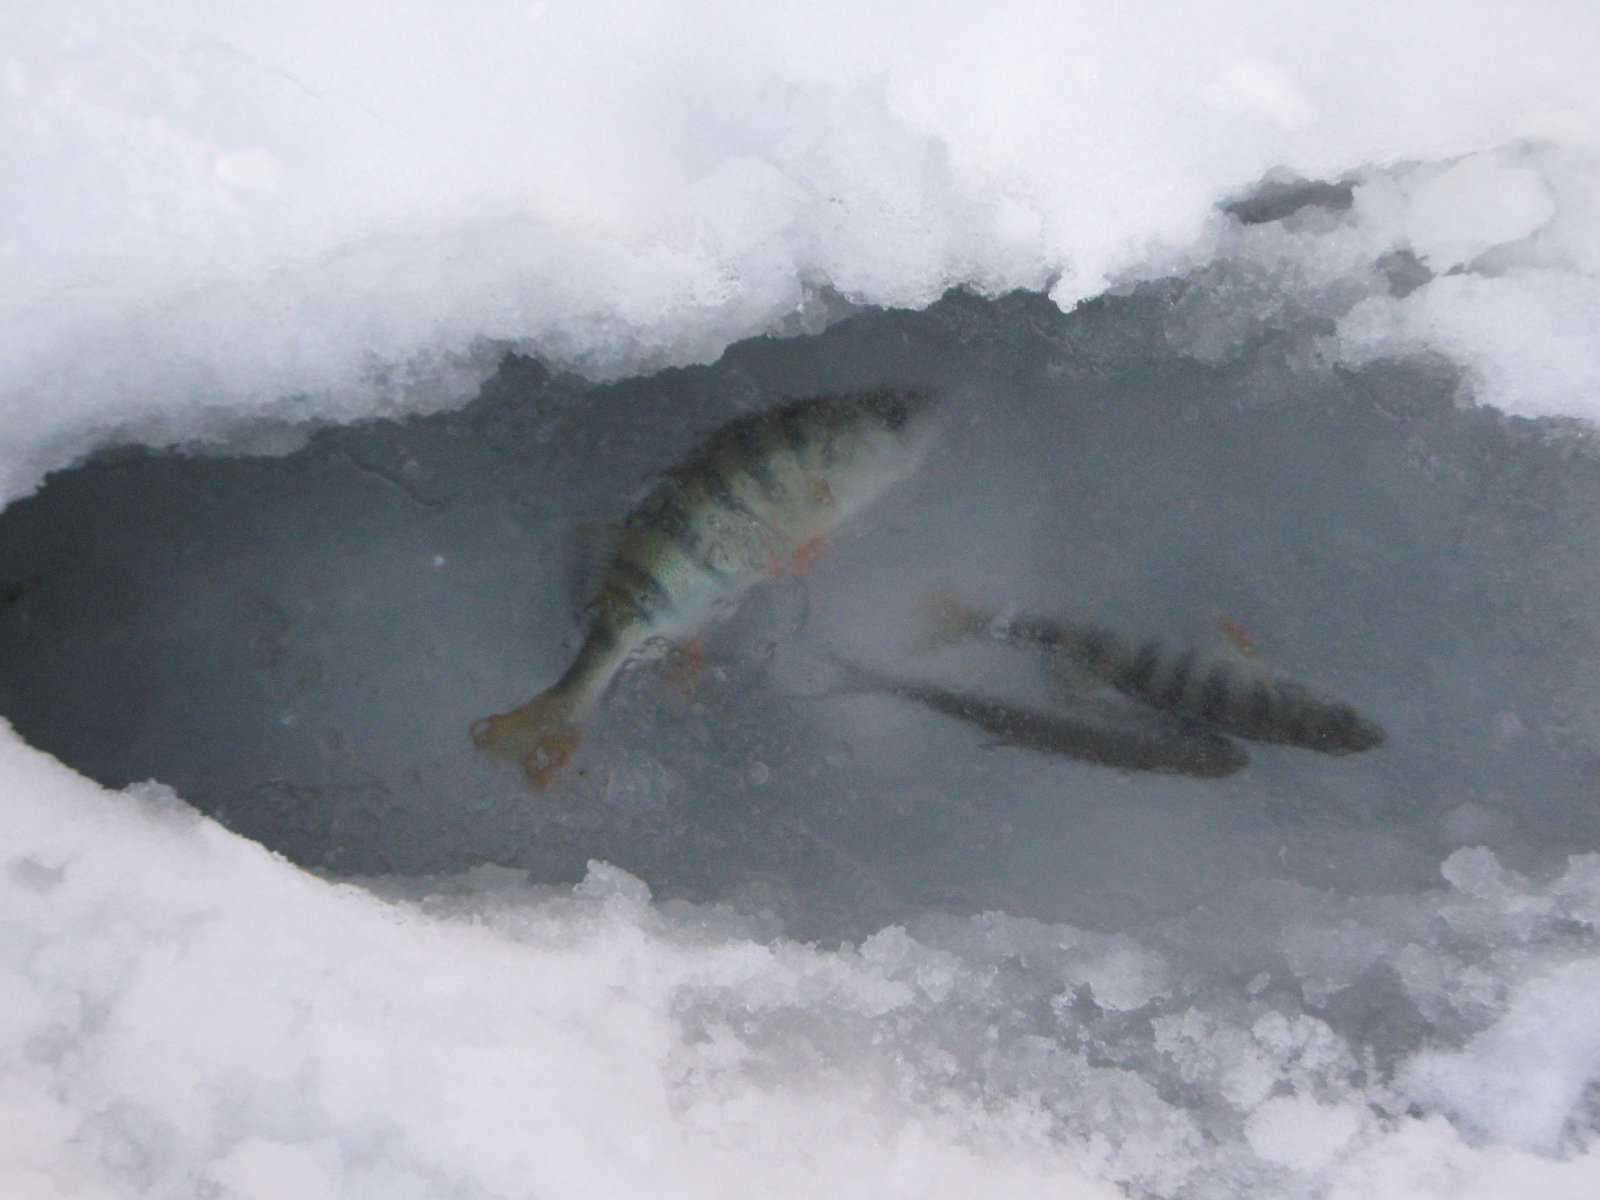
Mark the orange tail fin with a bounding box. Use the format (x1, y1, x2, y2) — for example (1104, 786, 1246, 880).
(470, 690, 583, 789)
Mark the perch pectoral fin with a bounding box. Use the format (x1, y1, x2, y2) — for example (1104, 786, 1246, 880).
(658, 636, 709, 697)
(766, 534, 829, 578)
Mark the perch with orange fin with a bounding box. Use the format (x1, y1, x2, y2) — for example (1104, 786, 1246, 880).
(470, 389, 939, 788)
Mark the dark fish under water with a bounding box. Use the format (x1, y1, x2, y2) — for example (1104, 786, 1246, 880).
(929, 595, 1385, 756)
(831, 656, 1249, 778)
(470, 389, 939, 787)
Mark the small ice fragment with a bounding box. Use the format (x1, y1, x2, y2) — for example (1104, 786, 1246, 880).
(574, 861, 652, 906)
(1080, 942, 1170, 1011)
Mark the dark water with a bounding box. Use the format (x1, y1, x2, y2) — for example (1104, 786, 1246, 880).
(2, 288, 1597, 940)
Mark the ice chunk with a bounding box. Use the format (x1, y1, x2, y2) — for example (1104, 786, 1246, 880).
(1401, 959, 1600, 1151)
(1076, 941, 1171, 1013)
(1364, 151, 1558, 272)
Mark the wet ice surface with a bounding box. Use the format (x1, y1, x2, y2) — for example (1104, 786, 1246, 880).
(3, 287, 1597, 950)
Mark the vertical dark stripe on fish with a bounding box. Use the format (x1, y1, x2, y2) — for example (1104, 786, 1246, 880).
(1121, 641, 1162, 695)
(1283, 693, 1318, 746)
(1162, 649, 1198, 710)
(642, 490, 693, 541)
(1198, 665, 1233, 723)
(646, 490, 725, 579)
(677, 522, 736, 582)
(727, 419, 782, 500)
(608, 558, 671, 621)
(1079, 627, 1114, 672)
(1245, 680, 1275, 727)
(777, 405, 812, 459)
(585, 621, 620, 655)
(698, 462, 759, 523)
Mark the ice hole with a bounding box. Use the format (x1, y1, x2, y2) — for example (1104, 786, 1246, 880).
(3, 289, 1598, 943)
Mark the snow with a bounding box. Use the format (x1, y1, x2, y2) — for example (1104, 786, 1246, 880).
(1245, 1094, 1362, 1174)
(6, 2, 1600, 497)
(8, 719, 1600, 1197)
(4, 2, 1600, 1198)
(1, 738, 1124, 1199)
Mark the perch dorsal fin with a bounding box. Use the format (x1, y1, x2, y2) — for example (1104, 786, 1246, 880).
(1215, 612, 1262, 662)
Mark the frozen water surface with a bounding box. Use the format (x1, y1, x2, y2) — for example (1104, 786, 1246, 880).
(4, 283, 1598, 939)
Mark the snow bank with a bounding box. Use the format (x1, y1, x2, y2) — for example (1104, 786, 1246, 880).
(0, 726, 1121, 1200)
(8, 723, 1600, 1199)
(5, 1, 1600, 498)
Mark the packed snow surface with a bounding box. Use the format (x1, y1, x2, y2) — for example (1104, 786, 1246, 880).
(5, 3, 1600, 1198)
(6, 0, 1600, 498)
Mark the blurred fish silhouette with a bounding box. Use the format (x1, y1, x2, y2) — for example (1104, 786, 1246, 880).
(470, 389, 939, 787)
(828, 656, 1249, 778)
(926, 593, 1385, 756)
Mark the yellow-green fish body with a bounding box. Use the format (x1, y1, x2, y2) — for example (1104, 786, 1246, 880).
(472, 389, 938, 785)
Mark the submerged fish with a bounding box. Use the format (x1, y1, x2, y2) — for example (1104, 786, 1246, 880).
(929, 595, 1385, 755)
(830, 656, 1249, 777)
(471, 389, 939, 786)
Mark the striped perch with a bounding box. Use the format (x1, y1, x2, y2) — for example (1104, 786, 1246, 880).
(929, 595, 1385, 756)
(472, 389, 939, 787)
